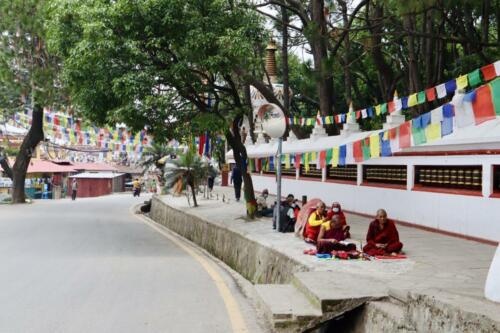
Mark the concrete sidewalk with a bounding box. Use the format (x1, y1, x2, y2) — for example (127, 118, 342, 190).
(153, 186, 500, 331)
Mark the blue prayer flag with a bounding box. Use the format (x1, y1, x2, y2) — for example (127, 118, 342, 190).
(442, 103, 455, 118)
(441, 117, 454, 136)
(379, 132, 392, 157)
(367, 107, 374, 117)
(445, 79, 457, 95)
(339, 145, 346, 166)
(413, 116, 423, 129)
(463, 90, 477, 103)
(421, 112, 431, 128)
(269, 156, 274, 171)
(401, 97, 409, 109)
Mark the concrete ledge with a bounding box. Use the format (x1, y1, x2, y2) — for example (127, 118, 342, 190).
(150, 196, 308, 284)
(149, 191, 500, 332)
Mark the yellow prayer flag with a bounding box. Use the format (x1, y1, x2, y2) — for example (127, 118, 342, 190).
(369, 134, 380, 158)
(383, 131, 389, 140)
(310, 151, 317, 164)
(325, 116, 332, 125)
(375, 105, 381, 116)
(304, 153, 310, 172)
(408, 93, 418, 107)
(331, 147, 339, 167)
(425, 123, 442, 142)
(456, 74, 468, 89)
(284, 154, 290, 169)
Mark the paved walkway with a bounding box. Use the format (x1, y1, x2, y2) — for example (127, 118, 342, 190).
(161, 186, 500, 320)
(0, 194, 264, 333)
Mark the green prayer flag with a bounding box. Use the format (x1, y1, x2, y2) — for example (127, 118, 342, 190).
(417, 91, 426, 104)
(381, 103, 388, 114)
(249, 158, 255, 172)
(326, 148, 333, 165)
(362, 139, 371, 160)
(468, 69, 482, 87)
(412, 127, 427, 145)
(489, 78, 500, 115)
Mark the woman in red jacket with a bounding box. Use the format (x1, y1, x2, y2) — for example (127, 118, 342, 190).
(303, 202, 327, 244)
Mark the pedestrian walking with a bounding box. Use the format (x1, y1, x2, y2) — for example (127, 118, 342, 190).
(230, 165, 242, 201)
(133, 178, 141, 197)
(71, 178, 78, 201)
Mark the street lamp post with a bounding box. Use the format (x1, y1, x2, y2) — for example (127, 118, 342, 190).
(276, 137, 282, 232)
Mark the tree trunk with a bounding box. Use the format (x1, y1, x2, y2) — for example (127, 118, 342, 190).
(310, 0, 334, 118)
(367, 2, 396, 100)
(188, 177, 198, 207)
(243, 83, 255, 143)
(226, 117, 256, 218)
(404, 15, 422, 94)
(0, 153, 13, 180)
(339, 0, 352, 104)
(482, 0, 491, 45)
(12, 103, 44, 203)
(281, 6, 290, 112)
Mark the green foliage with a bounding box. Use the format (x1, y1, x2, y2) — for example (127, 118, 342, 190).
(163, 149, 209, 206)
(47, 0, 266, 141)
(0, 0, 62, 112)
(141, 142, 175, 170)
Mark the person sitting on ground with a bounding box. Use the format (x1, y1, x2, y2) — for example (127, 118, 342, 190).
(273, 194, 295, 231)
(291, 199, 301, 221)
(326, 202, 350, 238)
(303, 201, 328, 244)
(316, 215, 356, 254)
(256, 189, 273, 217)
(363, 209, 404, 256)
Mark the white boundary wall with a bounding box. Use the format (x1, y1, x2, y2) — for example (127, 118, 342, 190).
(250, 154, 500, 242)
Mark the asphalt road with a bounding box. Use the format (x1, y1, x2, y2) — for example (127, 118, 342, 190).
(0, 194, 263, 333)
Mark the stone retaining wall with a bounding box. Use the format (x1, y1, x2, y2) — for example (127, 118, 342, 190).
(150, 196, 308, 284)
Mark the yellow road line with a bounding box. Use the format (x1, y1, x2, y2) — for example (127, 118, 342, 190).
(131, 209, 248, 333)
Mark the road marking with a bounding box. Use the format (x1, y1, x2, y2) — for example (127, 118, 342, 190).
(131, 208, 248, 333)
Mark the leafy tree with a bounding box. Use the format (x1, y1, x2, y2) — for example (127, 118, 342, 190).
(47, 0, 284, 216)
(163, 149, 208, 207)
(0, 0, 61, 203)
(141, 143, 175, 171)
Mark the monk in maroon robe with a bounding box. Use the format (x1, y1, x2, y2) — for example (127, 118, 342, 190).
(317, 216, 356, 254)
(363, 209, 403, 256)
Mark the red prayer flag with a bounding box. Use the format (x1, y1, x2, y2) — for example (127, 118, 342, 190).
(388, 101, 395, 114)
(54, 115, 60, 126)
(295, 153, 301, 168)
(472, 85, 496, 125)
(319, 150, 326, 168)
(353, 140, 363, 162)
(425, 87, 436, 101)
(198, 135, 205, 155)
(481, 64, 497, 82)
(399, 121, 411, 149)
(389, 127, 398, 140)
(356, 111, 361, 119)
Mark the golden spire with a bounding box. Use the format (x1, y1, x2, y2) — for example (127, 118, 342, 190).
(265, 40, 278, 83)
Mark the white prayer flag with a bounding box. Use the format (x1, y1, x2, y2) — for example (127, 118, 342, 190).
(495, 60, 500, 77)
(430, 106, 443, 124)
(361, 109, 368, 119)
(394, 98, 402, 112)
(345, 142, 354, 164)
(436, 84, 447, 99)
(452, 93, 474, 128)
